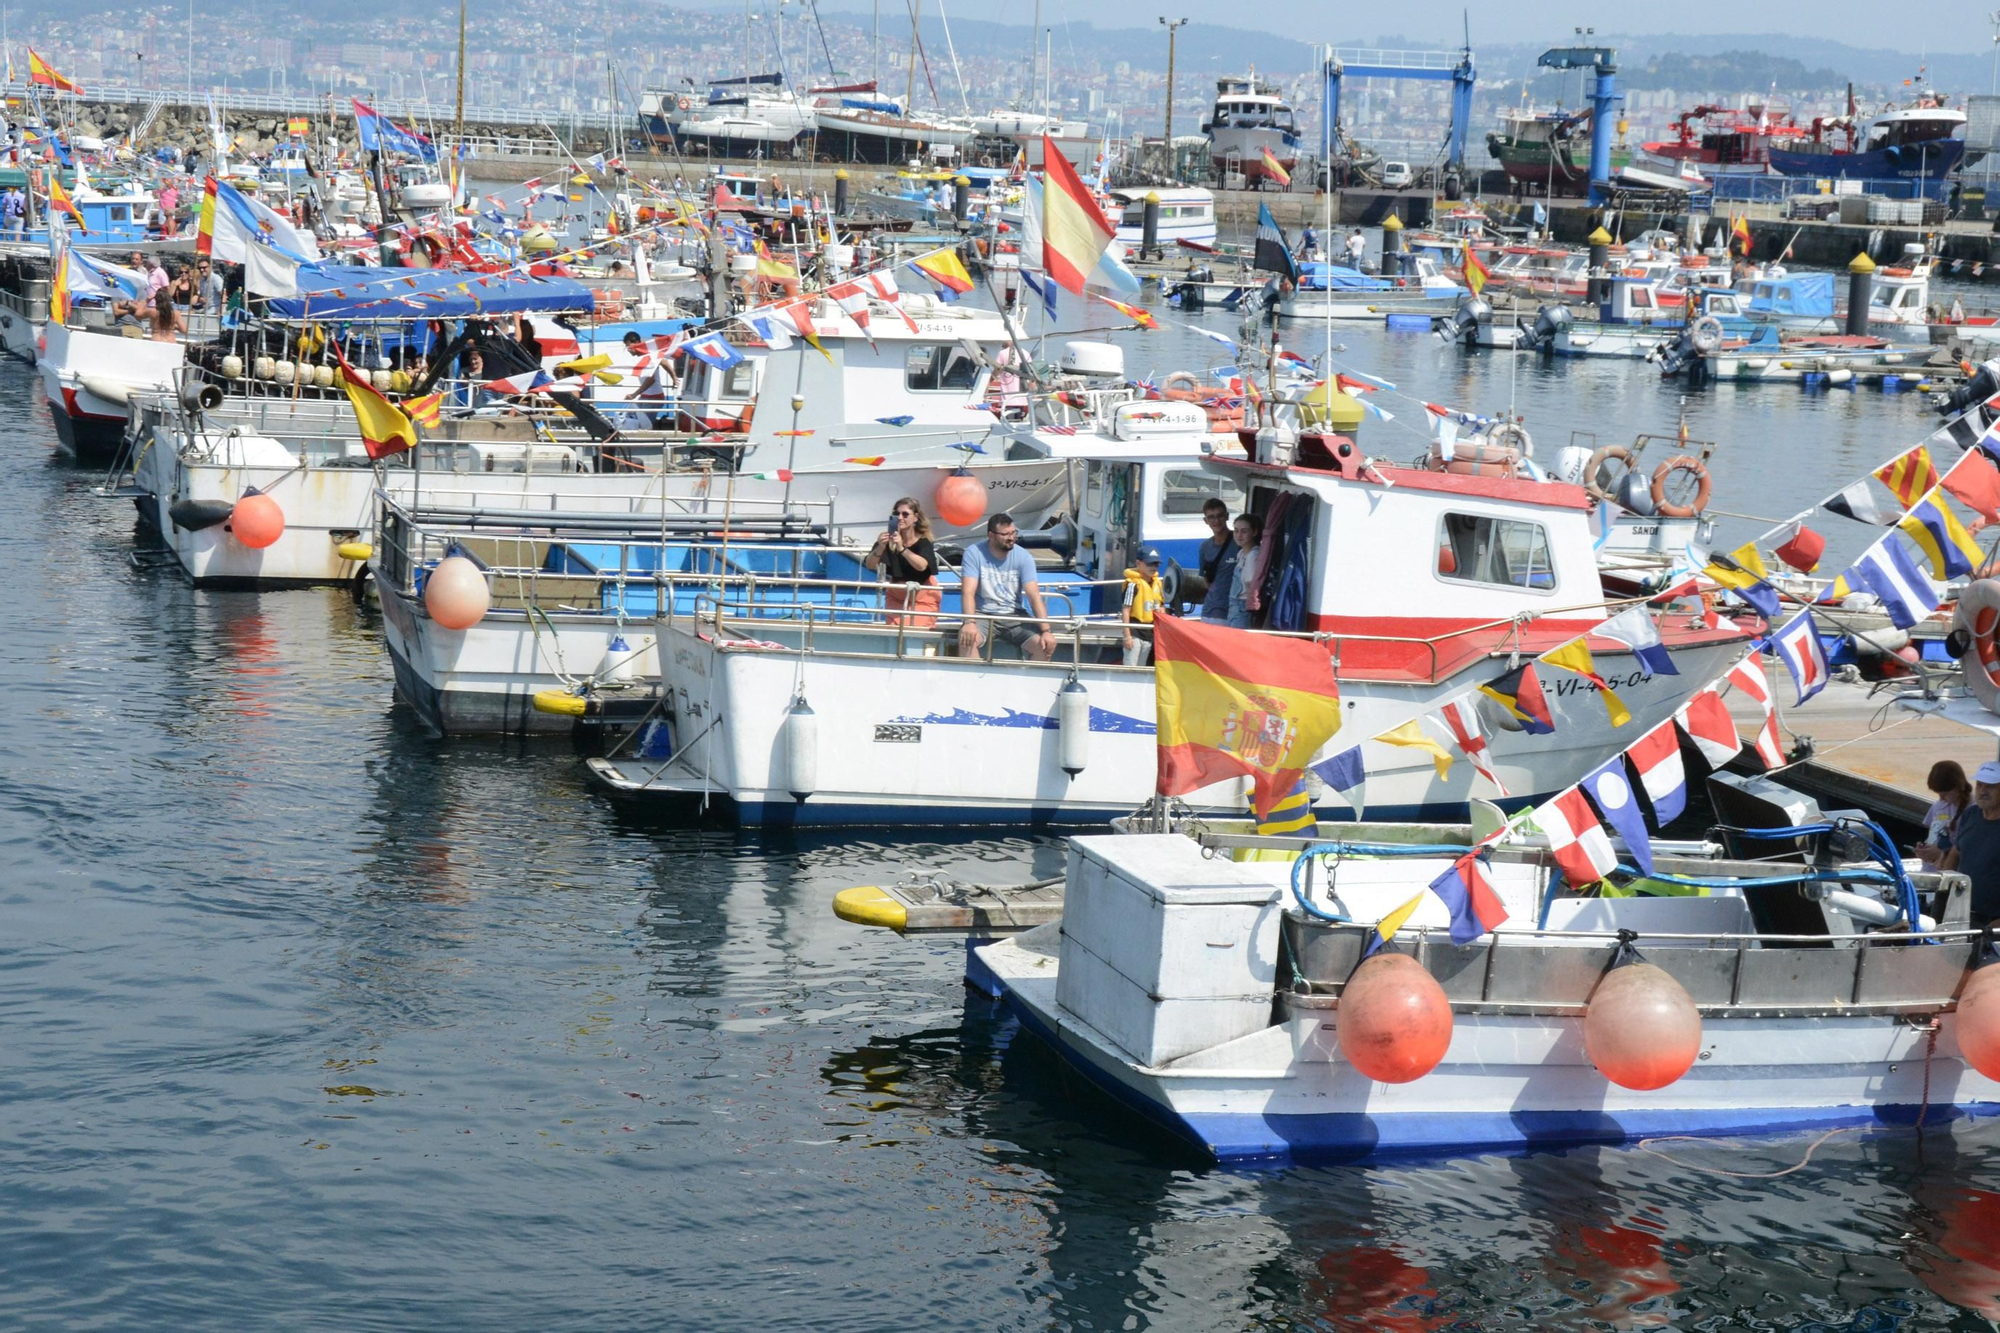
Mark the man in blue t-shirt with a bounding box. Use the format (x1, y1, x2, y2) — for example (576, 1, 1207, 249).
(1947, 760, 2000, 927)
(957, 512, 1055, 660)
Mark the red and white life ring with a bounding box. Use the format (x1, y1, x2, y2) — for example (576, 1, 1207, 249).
(677, 96, 692, 112)
(1954, 579, 2000, 714)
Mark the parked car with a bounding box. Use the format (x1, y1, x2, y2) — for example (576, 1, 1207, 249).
(1379, 161, 1414, 189)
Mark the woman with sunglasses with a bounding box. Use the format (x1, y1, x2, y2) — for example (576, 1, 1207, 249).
(864, 497, 941, 628)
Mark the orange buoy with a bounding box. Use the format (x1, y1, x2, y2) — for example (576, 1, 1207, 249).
(1955, 964, 2000, 1080)
(1583, 961, 1702, 1090)
(227, 488, 285, 549)
(424, 554, 490, 630)
(1337, 952, 1453, 1083)
(935, 469, 987, 529)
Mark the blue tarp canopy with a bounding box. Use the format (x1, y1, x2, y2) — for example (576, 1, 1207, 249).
(265, 265, 597, 320)
(1746, 273, 1836, 320)
(840, 97, 902, 115)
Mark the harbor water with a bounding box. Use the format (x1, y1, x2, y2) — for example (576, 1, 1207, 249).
(12, 300, 2000, 1329)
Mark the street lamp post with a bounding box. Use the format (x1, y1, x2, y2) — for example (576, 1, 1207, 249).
(1158, 17, 1185, 180)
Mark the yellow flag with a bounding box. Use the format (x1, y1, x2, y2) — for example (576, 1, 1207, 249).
(1375, 719, 1453, 778)
(1703, 540, 1770, 593)
(1374, 891, 1426, 944)
(1539, 640, 1632, 727)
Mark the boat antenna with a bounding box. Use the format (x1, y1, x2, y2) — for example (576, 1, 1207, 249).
(454, 0, 466, 154)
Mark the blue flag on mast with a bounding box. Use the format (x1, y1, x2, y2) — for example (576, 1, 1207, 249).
(1253, 202, 1299, 282)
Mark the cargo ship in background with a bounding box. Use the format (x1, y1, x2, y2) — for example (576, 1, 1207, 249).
(1486, 106, 1630, 195)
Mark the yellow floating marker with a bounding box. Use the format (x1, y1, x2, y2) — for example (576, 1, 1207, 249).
(833, 886, 907, 932)
(532, 689, 587, 717)
(336, 541, 373, 562)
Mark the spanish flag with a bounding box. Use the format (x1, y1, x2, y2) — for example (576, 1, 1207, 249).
(27, 48, 80, 95)
(755, 241, 797, 281)
(49, 246, 69, 324)
(47, 176, 85, 231)
(1153, 614, 1342, 819)
(332, 347, 418, 460)
(1730, 213, 1752, 255)
(403, 392, 443, 430)
(1463, 248, 1489, 296)
(910, 248, 975, 294)
(1260, 146, 1292, 186)
(1540, 638, 1631, 727)
(1040, 134, 1116, 294)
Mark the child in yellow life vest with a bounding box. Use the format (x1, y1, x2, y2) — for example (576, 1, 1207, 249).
(1121, 547, 1165, 666)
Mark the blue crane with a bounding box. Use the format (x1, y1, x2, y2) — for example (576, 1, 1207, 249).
(1321, 46, 1476, 194)
(1536, 45, 1621, 204)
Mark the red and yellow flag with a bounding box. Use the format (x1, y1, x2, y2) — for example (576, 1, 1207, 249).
(1153, 615, 1343, 818)
(1730, 213, 1752, 254)
(27, 48, 80, 95)
(1260, 146, 1292, 186)
(1539, 638, 1631, 727)
(47, 176, 85, 231)
(333, 348, 418, 460)
(1875, 444, 1940, 510)
(1463, 248, 1490, 296)
(1040, 134, 1116, 294)
(910, 248, 974, 293)
(1099, 295, 1156, 330)
(403, 392, 443, 429)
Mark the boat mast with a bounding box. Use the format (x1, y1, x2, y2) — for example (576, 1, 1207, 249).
(873, 0, 880, 89)
(453, 0, 466, 160)
(904, 0, 919, 119)
(1028, 0, 1040, 111)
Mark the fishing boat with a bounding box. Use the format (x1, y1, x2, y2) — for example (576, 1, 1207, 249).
(811, 89, 975, 166)
(581, 407, 1751, 823)
(1767, 91, 1965, 194)
(1106, 187, 1217, 250)
(1279, 256, 1464, 320)
(1204, 74, 1300, 185)
(974, 814, 1986, 1165)
(1633, 101, 1804, 183)
(1485, 106, 1629, 196)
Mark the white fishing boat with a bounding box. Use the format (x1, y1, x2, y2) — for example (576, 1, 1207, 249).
(975, 821, 1988, 1165)
(583, 420, 1752, 822)
(1204, 72, 1300, 185)
(1107, 188, 1217, 250)
(41, 320, 192, 465)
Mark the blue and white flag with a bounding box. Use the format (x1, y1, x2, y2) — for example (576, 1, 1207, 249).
(1183, 324, 1236, 354)
(1310, 745, 1366, 817)
(1253, 201, 1299, 281)
(1532, 199, 1548, 228)
(352, 99, 437, 162)
(682, 333, 744, 370)
(1020, 268, 1058, 318)
(1594, 607, 1678, 677)
(1847, 535, 1938, 629)
(1769, 607, 1830, 706)
(1582, 757, 1653, 875)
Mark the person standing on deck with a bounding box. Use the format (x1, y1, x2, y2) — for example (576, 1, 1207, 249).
(1944, 761, 2000, 928)
(1197, 498, 1237, 620)
(1226, 513, 1263, 629)
(1345, 229, 1366, 271)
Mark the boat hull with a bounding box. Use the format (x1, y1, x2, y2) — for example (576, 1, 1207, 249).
(1768, 138, 1962, 184)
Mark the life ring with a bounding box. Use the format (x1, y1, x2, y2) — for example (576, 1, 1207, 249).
(1162, 370, 1201, 392)
(1582, 443, 1636, 502)
(677, 96, 692, 111)
(593, 287, 625, 318)
(1956, 581, 2000, 714)
(1650, 455, 1712, 517)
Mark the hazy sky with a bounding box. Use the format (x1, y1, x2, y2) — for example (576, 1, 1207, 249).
(871, 0, 1997, 54)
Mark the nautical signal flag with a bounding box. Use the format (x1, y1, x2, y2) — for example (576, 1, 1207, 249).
(682, 333, 744, 370)
(1366, 892, 1427, 957)
(1537, 787, 1619, 886)
(1899, 495, 1983, 580)
(1478, 661, 1555, 734)
(1772, 520, 1826, 573)
(482, 369, 556, 395)
(26, 48, 80, 95)
(842, 456, 887, 466)
(1624, 720, 1688, 827)
(1260, 146, 1292, 186)
(1375, 718, 1454, 779)
(1824, 479, 1897, 526)
(1944, 448, 2000, 525)
(404, 393, 443, 429)
(1675, 687, 1742, 769)
(1539, 639, 1632, 727)
(1310, 745, 1367, 816)
(1769, 607, 1830, 707)
(1151, 614, 1342, 819)
(1427, 852, 1508, 944)
(1439, 695, 1506, 795)
(1463, 248, 1490, 296)
(908, 247, 974, 293)
(1727, 658, 1786, 768)
(1843, 534, 1938, 630)
(1703, 540, 1781, 619)
(1595, 608, 1678, 677)
(1040, 135, 1117, 294)
(1582, 757, 1654, 876)
(1875, 445, 1941, 510)
(333, 348, 418, 461)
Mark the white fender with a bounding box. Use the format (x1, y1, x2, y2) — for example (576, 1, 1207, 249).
(1057, 679, 1089, 777)
(784, 697, 818, 802)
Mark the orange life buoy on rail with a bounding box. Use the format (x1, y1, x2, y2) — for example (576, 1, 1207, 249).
(1650, 455, 1712, 518)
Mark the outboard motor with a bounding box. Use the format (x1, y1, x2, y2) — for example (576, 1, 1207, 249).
(1435, 293, 1491, 346)
(1939, 358, 2000, 419)
(1516, 303, 1572, 354)
(1173, 279, 1205, 311)
(1650, 315, 1723, 380)
(1613, 469, 1658, 516)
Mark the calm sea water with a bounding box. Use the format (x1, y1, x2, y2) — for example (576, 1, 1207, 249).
(10, 295, 2000, 1330)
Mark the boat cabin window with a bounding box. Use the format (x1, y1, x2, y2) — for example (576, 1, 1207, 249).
(1156, 469, 1243, 518)
(722, 363, 756, 397)
(905, 343, 980, 392)
(1436, 513, 1555, 591)
(1083, 460, 1105, 516)
(1628, 287, 1655, 309)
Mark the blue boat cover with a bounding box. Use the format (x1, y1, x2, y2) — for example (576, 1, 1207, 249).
(1746, 274, 1835, 320)
(839, 97, 902, 115)
(266, 265, 597, 320)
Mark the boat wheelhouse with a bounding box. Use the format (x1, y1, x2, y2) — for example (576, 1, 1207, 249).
(1204, 73, 1299, 185)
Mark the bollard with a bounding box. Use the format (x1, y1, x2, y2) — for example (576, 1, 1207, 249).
(833, 168, 850, 216)
(953, 176, 971, 225)
(1846, 251, 1876, 337)
(1587, 225, 1611, 305)
(1381, 212, 1404, 276)
(1141, 191, 1161, 260)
